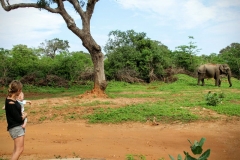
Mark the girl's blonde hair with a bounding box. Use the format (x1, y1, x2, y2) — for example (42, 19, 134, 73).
(8, 80, 23, 97)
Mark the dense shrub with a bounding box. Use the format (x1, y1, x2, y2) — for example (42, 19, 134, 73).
(205, 91, 225, 106)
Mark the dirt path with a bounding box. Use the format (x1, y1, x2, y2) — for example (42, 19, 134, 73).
(0, 119, 240, 160)
(0, 96, 240, 160)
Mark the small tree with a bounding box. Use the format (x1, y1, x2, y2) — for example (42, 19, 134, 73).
(10, 45, 38, 77)
(173, 36, 201, 72)
(39, 38, 70, 59)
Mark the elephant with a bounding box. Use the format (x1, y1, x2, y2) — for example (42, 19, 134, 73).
(197, 64, 232, 87)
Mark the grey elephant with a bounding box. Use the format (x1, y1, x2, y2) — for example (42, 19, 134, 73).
(197, 64, 232, 87)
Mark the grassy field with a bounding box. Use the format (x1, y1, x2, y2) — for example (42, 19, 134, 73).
(0, 74, 240, 123)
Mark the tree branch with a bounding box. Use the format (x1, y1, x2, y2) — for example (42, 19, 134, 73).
(0, 0, 60, 13)
(86, 0, 99, 20)
(55, 0, 64, 10)
(67, 0, 85, 18)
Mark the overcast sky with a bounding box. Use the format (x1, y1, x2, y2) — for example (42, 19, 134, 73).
(0, 0, 240, 55)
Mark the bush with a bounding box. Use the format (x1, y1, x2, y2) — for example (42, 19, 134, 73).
(205, 91, 224, 106)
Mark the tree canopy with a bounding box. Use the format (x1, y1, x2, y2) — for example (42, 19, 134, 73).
(0, 42, 93, 87)
(104, 30, 172, 82)
(39, 38, 70, 59)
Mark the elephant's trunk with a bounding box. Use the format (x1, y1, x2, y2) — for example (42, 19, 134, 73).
(227, 71, 232, 87)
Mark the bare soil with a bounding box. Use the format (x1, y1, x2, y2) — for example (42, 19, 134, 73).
(0, 94, 240, 160)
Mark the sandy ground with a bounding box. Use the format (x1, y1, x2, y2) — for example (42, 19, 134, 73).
(0, 119, 240, 160)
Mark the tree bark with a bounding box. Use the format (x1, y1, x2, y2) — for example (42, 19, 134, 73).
(81, 32, 107, 93)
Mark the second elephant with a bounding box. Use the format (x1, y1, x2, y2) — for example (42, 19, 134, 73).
(197, 64, 232, 87)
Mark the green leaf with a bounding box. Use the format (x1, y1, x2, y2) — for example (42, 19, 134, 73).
(188, 139, 193, 145)
(198, 149, 211, 160)
(185, 154, 197, 160)
(191, 146, 203, 155)
(183, 151, 188, 155)
(198, 137, 206, 147)
(169, 155, 175, 160)
(177, 154, 183, 160)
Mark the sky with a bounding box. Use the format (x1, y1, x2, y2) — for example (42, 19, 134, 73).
(0, 0, 240, 55)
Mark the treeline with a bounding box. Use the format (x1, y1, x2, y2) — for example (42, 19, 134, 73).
(0, 30, 239, 87)
(0, 43, 93, 87)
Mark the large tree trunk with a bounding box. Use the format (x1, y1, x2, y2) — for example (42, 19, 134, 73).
(81, 33, 107, 95)
(91, 50, 107, 94)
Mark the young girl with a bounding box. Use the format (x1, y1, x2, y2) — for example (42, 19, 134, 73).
(5, 80, 28, 160)
(2, 92, 31, 128)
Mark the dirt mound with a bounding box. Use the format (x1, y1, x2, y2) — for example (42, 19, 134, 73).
(79, 90, 108, 99)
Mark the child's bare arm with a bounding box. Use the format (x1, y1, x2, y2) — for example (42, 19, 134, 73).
(26, 100, 31, 105)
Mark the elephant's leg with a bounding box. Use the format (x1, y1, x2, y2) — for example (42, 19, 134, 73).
(197, 78, 201, 85)
(215, 73, 221, 87)
(198, 73, 204, 86)
(219, 79, 221, 87)
(201, 79, 205, 86)
(214, 78, 218, 86)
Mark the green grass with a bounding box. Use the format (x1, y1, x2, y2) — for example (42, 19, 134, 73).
(0, 74, 240, 123)
(126, 154, 146, 160)
(84, 102, 199, 123)
(90, 74, 240, 123)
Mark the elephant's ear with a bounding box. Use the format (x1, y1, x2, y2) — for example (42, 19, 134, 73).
(219, 65, 224, 72)
(225, 66, 230, 71)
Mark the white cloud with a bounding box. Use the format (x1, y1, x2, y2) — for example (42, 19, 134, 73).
(0, 11, 62, 48)
(180, 0, 216, 29)
(0, 0, 81, 49)
(116, 0, 240, 30)
(215, 0, 240, 8)
(1, 10, 62, 35)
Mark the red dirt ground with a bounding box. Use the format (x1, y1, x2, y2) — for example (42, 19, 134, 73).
(0, 96, 240, 160)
